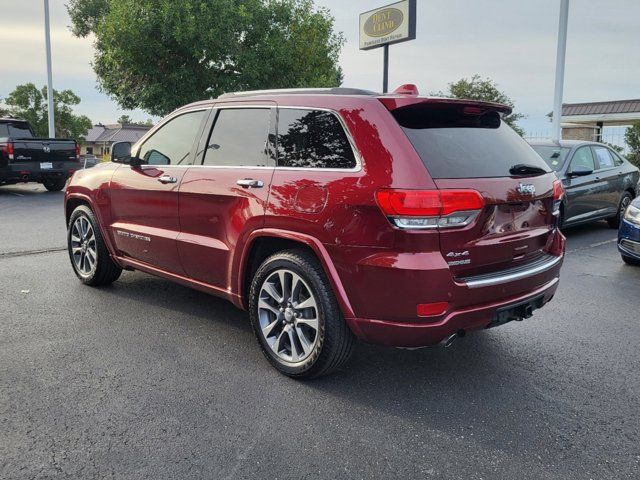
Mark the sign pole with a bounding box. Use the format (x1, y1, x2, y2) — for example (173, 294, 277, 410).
(551, 0, 569, 143)
(383, 45, 389, 93)
(44, 0, 55, 138)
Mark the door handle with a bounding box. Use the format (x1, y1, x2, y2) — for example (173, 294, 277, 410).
(236, 179, 264, 188)
(158, 175, 177, 184)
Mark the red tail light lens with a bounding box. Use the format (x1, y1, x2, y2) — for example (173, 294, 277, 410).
(417, 301, 449, 317)
(4, 142, 15, 159)
(75, 142, 81, 159)
(552, 179, 565, 201)
(376, 189, 485, 230)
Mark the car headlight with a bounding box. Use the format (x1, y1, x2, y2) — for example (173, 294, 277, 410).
(624, 204, 640, 225)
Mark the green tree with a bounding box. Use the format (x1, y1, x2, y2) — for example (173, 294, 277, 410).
(435, 75, 525, 136)
(116, 115, 154, 126)
(67, 0, 345, 116)
(625, 121, 640, 167)
(4, 83, 92, 141)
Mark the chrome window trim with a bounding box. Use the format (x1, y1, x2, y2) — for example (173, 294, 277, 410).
(129, 104, 364, 173)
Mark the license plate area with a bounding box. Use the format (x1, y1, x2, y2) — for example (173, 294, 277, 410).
(40, 162, 53, 169)
(487, 295, 545, 329)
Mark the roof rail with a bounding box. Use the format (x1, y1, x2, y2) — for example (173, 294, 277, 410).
(217, 87, 378, 99)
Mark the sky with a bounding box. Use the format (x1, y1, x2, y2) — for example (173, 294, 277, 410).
(1, 0, 639, 135)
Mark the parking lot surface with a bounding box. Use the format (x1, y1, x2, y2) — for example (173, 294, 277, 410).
(1, 183, 639, 479)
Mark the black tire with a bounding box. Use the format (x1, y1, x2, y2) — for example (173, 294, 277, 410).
(67, 205, 122, 286)
(622, 254, 640, 266)
(248, 249, 355, 378)
(43, 178, 66, 192)
(607, 192, 633, 229)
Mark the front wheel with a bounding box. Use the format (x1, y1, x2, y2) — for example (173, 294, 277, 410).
(248, 249, 355, 378)
(67, 205, 122, 285)
(43, 178, 66, 192)
(607, 192, 633, 229)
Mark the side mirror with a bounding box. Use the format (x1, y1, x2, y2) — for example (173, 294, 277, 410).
(111, 141, 132, 163)
(568, 165, 593, 177)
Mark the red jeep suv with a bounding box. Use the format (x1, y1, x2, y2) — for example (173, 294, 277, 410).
(64, 86, 565, 378)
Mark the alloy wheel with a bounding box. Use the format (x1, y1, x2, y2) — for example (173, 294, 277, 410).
(70, 216, 97, 276)
(257, 269, 319, 363)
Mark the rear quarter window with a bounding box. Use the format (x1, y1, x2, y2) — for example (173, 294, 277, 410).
(393, 104, 551, 179)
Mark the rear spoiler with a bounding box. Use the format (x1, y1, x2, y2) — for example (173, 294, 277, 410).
(378, 96, 512, 116)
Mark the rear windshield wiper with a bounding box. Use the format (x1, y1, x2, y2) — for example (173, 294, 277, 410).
(509, 164, 547, 176)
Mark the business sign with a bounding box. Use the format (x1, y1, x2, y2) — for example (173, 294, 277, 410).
(359, 0, 416, 50)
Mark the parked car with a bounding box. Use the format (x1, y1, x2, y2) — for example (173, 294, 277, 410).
(529, 140, 639, 229)
(0, 117, 80, 191)
(618, 196, 640, 266)
(64, 86, 565, 378)
(79, 154, 99, 169)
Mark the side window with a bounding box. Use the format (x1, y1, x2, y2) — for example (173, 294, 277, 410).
(611, 150, 624, 166)
(138, 110, 206, 165)
(203, 108, 271, 167)
(570, 147, 595, 172)
(592, 146, 614, 169)
(277, 109, 356, 169)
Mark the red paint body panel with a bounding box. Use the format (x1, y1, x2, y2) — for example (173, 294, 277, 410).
(64, 92, 565, 348)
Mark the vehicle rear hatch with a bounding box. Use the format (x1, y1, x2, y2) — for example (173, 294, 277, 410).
(12, 138, 77, 164)
(382, 97, 561, 279)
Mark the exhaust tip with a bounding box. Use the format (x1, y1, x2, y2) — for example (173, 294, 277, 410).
(443, 329, 465, 348)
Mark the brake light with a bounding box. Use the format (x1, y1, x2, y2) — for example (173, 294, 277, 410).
(75, 142, 81, 159)
(552, 179, 564, 201)
(3, 142, 15, 160)
(375, 189, 485, 229)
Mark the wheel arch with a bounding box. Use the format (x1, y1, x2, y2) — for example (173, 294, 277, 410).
(237, 229, 355, 318)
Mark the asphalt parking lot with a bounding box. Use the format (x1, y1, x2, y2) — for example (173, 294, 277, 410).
(1, 183, 639, 479)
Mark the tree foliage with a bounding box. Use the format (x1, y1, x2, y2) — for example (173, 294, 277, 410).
(625, 121, 640, 167)
(67, 0, 345, 116)
(116, 115, 154, 126)
(4, 83, 92, 141)
(435, 75, 525, 136)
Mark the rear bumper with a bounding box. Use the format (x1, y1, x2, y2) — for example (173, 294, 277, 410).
(346, 276, 559, 347)
(0, 162, 78, 183)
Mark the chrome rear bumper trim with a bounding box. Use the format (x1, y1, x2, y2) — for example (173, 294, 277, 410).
(460, 254, 563, 289)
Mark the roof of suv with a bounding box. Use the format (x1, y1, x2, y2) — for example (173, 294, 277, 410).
(172, 86, 513, 116)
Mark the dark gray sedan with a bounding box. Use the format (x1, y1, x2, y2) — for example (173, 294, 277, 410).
(529, 140, 639, 228)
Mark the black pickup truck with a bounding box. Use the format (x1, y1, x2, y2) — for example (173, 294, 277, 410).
(0, 117, 80, 191)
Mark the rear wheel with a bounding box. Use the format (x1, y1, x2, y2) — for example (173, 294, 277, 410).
(622, 254, 640, 266)
(248, 249, 354, 378)
(607, 192, 633, 229)
(43, 178, 66, 192)
(67, 205, 122, 285)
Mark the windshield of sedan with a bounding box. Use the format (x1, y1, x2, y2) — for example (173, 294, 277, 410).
(530, 146, 571, 171)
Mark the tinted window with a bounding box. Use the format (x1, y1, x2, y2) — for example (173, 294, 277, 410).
(570, 147, 595, 171)
(592, 146, 614, 169)
(203, 108, 271, 167)
(277, 109, 356, 169)
(0, 122, 33, 139)
(611, 150, 625, 166)
(395, 104, 551, 178)
(531, 146, 570, 171)
(138, 110, 206, 165)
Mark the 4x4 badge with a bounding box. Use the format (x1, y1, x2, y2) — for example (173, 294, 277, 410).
(517, 183, 536, 195)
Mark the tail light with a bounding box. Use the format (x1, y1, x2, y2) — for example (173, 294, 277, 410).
(75, 142, 81, 159)
(375, 189, 485, 229)
(3, 142, 15, 160)
(552, 179, 564, 216)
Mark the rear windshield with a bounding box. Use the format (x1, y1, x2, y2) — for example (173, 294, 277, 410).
(530, 146, 570, 171)
(393, 104, 551, 179)
(0, 122, 33, 139)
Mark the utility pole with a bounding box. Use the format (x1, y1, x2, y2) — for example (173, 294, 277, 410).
(44, 0, 56, 137)
(551, 0, 569, 143)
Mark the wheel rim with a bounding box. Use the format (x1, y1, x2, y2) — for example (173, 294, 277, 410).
(70, 216, 97, 276)
(620, 196, 631, 217)
(257, 269, 320, 363)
